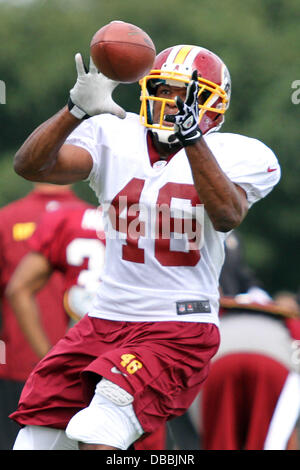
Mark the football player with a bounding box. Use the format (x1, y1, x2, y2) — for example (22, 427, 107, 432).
(6, 204, 106, 333)
(10, 44, 280, 450)
(0, 183, 82, 449)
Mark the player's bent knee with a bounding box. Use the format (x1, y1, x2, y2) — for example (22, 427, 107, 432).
(66, 378, 143, 450)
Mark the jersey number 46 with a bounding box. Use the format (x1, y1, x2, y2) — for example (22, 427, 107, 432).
(108, 178, 203, 267)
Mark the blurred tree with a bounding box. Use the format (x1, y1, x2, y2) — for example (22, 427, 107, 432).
(0, 0, 299, 294)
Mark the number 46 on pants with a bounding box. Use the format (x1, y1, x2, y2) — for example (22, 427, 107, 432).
(120, 354, 143, 375)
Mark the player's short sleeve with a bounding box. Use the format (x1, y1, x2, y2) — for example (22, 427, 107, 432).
(206, 133, 281, 206)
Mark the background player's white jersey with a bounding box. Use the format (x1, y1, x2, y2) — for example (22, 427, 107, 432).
(65, 113, 280, 324)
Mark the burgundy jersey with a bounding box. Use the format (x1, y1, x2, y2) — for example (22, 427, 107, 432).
(0, 188, 84, 381)
(28, 205, 106, 322)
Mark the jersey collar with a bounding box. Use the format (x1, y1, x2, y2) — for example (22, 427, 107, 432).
(146, 132, 179, 167)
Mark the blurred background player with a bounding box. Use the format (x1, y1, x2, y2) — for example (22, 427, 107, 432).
(200, 297, 300, 450)
(6, 203, 166, 450)
(193, 231, 300, 450)
(219, 231, 272, 303)
(6, 204, 106, 349)
(0, 182, 83, 450)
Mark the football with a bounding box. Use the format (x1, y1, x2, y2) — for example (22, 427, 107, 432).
(90, 21, 156, 83)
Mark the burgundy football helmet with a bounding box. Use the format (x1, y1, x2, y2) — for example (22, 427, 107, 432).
(139, 45, 231, 143)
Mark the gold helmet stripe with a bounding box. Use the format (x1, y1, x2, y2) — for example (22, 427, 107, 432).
(173, 45, 194, 64)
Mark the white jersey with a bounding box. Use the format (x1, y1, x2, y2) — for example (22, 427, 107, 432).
(65, 113, 280, 325)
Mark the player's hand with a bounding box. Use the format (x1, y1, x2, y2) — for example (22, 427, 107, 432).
(68, 53, 126, 120)
(165, 70, 202, 147)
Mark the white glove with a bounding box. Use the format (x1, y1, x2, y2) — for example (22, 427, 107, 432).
(68, 53, 126, 120)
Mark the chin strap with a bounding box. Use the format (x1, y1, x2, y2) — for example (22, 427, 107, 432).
(151, 128, 178, 145)
(151, 131, 182, 157)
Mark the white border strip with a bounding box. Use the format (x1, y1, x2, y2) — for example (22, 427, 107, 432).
(264, 372, 300, 450)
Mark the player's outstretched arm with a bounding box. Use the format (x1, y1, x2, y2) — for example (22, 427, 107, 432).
(14, 106, 93, 184)
(14, 54, 126, 184)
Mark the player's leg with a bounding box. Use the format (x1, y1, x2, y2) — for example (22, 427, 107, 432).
(67, 380, 167, 450)
(9, 315, 118, 448)
(66, 321, 219, 451)
(11, 319, 219, 450)
(13, 425, 78, 450)
(66, 378, 144, 450)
